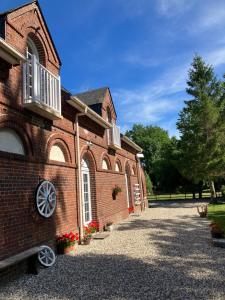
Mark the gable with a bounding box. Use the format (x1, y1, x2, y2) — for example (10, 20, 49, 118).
(101, 88, 117, 121)
(74, 87, 117, 121)
(4, 1, 61, 70)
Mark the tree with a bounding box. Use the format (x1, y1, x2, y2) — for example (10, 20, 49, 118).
(177, 55, 225, 199)
(125, 124, 170, 178)
(145, 172, 153, 195)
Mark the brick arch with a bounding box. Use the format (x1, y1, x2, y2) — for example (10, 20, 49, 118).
(0, 119, 33, 157)
(80, 146, 98, 171)
(46, 134, 72, 163)
(115, 157, 122, 172)
(81, 150, 98, 222)
(21, 17, 59, 68)
(26, 31, 47, 67)
(100, 152, 112, 170)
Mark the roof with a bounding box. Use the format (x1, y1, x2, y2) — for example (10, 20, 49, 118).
(0, 1, 35, 16)
(121, 135, 143, 153)
(0, 0, 62, 66)
(74, 87, 108, 106)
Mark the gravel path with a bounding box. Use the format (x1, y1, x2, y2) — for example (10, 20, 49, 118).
(1, 201, 225, 300)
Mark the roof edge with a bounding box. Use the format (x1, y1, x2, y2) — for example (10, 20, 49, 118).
(121, 135, 143, 153)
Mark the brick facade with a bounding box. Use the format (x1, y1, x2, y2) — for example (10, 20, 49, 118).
(0, 1, 147, 261)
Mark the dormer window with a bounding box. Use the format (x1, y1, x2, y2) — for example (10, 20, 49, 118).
(23, 35, 61, 120)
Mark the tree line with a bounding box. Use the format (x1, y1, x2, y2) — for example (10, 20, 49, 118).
(126, 55, 225, 200)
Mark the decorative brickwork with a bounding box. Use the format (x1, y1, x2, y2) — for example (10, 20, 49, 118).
(0, 1, 147, 262)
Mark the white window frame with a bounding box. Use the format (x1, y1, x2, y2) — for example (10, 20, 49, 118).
(81, 159, 92, 225)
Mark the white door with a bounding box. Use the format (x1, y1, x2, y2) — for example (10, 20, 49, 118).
(81, 159, 92, 225)
(26, 38, 40, 99)
(125, 173, 130, 208)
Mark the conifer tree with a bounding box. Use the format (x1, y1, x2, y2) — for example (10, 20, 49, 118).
(177, 55, 225, 199)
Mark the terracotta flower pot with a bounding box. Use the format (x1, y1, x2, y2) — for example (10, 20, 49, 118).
(63, 245, 76, 255)
(83, 238, 91, 245)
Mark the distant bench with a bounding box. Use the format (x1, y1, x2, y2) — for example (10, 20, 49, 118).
(0, 246, 42, 274)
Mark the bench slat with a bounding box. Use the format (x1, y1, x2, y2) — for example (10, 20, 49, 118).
(0, 247, 42, 270)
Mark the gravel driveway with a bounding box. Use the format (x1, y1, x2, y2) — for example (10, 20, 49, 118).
(1, 201, 225, 300)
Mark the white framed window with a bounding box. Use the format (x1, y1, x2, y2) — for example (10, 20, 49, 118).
(0, 128, 25, 155)
(115, 161, 121, 172)
(27, 37, 39, 61)
(102, 158, 109, 170)
(49, 145, 66, 162)
(81, 159, 92, 225)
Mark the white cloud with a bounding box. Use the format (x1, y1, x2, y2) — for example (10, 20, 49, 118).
(185, 1, 225, 36)
(123, 53, 161, 68)
(196, 3, 225, 30)
(156, 0, 194, 17)
(205, 47, 225, 67)
(112, 63, 189, 138)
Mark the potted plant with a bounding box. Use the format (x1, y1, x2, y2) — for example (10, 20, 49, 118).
(56, 232, 79, 255)
(197, 204, 208, 217)
(210, 223, 224, 239)
(112, 185, 122, 200)
(83, 221, 99, 245)
(128, 206, 134, 214)
(105, 221, 114, 232)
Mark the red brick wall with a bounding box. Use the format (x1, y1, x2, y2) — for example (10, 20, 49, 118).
(0, 3, 146, 261)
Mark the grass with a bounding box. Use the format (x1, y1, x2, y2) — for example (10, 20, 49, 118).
(208, 203, 225, 232)
(148, 192, 214, 201)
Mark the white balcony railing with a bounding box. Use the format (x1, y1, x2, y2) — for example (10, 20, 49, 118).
(108, 124, 121, 149)
(23, 55, 61, 120)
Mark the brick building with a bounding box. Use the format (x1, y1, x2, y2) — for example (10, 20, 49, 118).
(0, 1, 147, 262)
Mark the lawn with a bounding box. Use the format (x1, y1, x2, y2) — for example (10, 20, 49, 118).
(208, 203, 225, 232)
(148, 192, 214, 201)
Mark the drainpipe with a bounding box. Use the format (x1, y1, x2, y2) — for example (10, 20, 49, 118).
(75, 108, 88, 242)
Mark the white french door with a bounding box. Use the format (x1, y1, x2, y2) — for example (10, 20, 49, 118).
(125, 173, 130, 208)
(81, 159, 92, 225)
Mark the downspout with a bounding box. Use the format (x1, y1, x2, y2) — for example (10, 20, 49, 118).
(75, 107, 88, 243)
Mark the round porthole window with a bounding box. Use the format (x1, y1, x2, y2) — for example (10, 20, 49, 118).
(36, 180, 57, 218)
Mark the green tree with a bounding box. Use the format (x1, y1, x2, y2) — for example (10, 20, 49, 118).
(145, 172, 153, 195)
(125, 124, 170, 175)
(126, 124, 185, 192)
(177, 55, 225, 199)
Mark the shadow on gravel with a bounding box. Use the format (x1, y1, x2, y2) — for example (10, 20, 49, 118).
(0, 251, 225, 300)
(1, 203, 225, 300)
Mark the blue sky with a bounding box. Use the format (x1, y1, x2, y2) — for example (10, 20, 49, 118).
(2, 0, 225, 137)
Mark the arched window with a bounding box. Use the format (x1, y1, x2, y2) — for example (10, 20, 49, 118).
(0, 128, 25, 155)
(81, 158, 92, 224)
(49, 144, 66, 162)
(102, 158, 110, 170)
(27, 37, 39, 61)
(115, 160, 122, 172)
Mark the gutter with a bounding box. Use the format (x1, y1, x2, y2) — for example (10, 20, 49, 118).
(0, 37, 26, 65)
(121, 135, 143, 153)
(67, 96, 112, 129)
